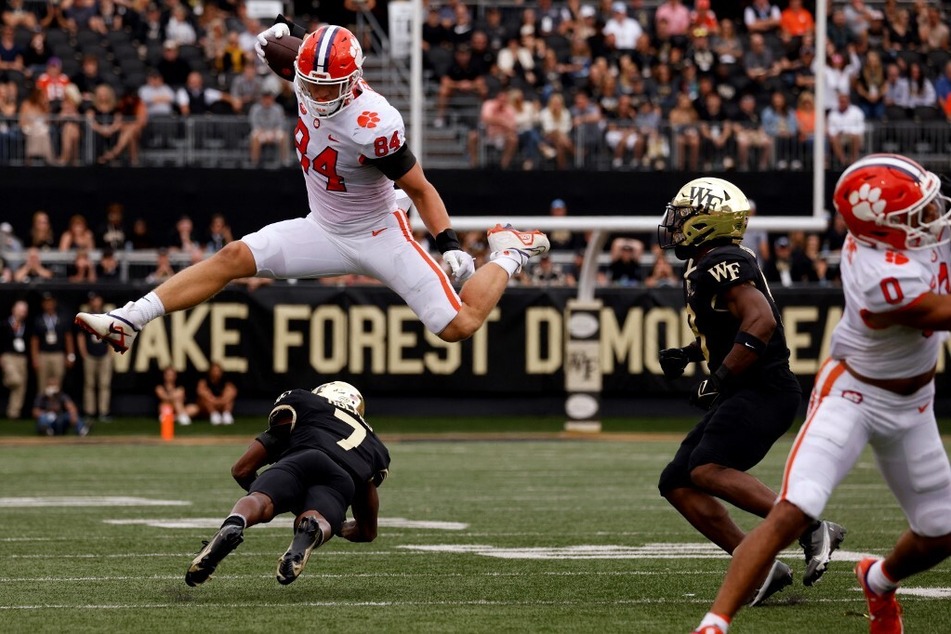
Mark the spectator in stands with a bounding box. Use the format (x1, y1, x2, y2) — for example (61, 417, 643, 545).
(0, 221, 23, 252)
(496, 35, 536, 91)
(177, 71, 232, 116)
(36, 56, 69, 113)
(638, 101, 668, 170)
(607, 237, 643, 286)
(604, 2, 643, 59)
(64, 0, 107, 34)
(884, 8, 920, 56)
(39, 0, 70, 31)
(734, 93, 770, 171)
(892, 61, 938, 116)
(99, 88, 147, 166)
(230, 64, 263, 114)
(570, 89, 603, 165)
(740, 199, 770, 262)
(139, 69, 176, 117)
(936, 61, 951, 120)
(135, 3, 165, 50)
(669, 92, 700, 171)
(19, 86, 53, 165)
(217, 31, 248, 76)
(744, 0, 781, 36)
(168, 214, 200, 253)
(853, 49, 887, 121)
(146, 247, 176, 284)
(31, 292, 74, 396)
(827, 91, 865, 168)
(644, 251, 679, 288)
(764, 235, 817, 287)
(762, 90, 799, 170)
(654, 0, 689, 42)
(449, 1, 475, 47)
(476, 6, 509, 53)
(77, 292, 111, 422)
(29, 210, 55, 250)
(744, 33, 782, 97)
(605, 93, 639, 169)
(3, 0, 37, 29)
(527, 253, 567, 286)
(129, 218, 154, 250)
(510, 87, 542, 170)
(699, 92, 733, 170)
(1, 299, 29, 419)
(99, 202, 126, 250)
(540, 92, 574, 169)
(67, 248, 96, 283)
(843, 0, 878, 41)
(97, 0, 122, 32)
(919, 5, 949, 53)
(87, 83, 121, 163)
(827, 7, 857, 51)
(790, 44, 817, 94)
(22, 29, 50, 78)
(59, 214, 95, 251)
(434, 44, 487, 128)
(56, 85, 82, 166)
(96, 246, 120, 282)
(157, 40, 192, 90)
(204, 213, 233, 254)
(33, 376, 85, 436)
(883, 61, 904, 115)
(0, 25, 24, 83)
(71, 54, 105, 107)
(823, 211, 849, 254)
(711, 18, 742, 67)
(13, 247, 53, 282)
(165, 4, 197, 46)
(203, 18, 228, 67)
(690, 0, 718, 37)
(546, 198, 586, 253)
(155, 365, 198, 426)
(476, 89, 517, 170)
(196, 361, 237, 425)
(0, 81, 21, 161)
(780, 0, 814, 44)
(248, 90, 288, 167)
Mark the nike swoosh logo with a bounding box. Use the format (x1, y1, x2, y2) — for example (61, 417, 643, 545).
(372, 228, 387, 236)
(918, 403, 930, 413)
(328, 134, 339, 142)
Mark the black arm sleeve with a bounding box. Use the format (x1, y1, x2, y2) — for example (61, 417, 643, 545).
(366, 144, 418, 181)
(275, 14, 308, 39)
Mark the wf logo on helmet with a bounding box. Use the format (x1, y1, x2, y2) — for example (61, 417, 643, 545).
(689, 186, 731, 210)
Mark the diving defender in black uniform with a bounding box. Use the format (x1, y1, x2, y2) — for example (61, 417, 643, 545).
(185, 381, 390, 587)
(655, 177, 845, 605)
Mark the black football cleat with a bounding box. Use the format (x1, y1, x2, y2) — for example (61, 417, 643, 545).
(276, 516, 324, 585)
(185, 524, 244, 587)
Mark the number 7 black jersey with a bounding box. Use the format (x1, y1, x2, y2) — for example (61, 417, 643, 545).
(257, 389, 390, 487)
(684, 244, 792, 376)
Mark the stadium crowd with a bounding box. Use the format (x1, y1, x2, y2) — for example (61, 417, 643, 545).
(0, 0, 947, 169)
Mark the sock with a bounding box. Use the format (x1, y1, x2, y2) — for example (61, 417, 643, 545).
(221, 514, 247, 530)
(698, 612, 730, 633)
(867, 560, 899, 595)
(124, 292, 166, 330)
(489, 250, 527, 277)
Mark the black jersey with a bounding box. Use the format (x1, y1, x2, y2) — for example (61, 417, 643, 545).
(256, 389, 390, 487)
(683, 244, 791, 376)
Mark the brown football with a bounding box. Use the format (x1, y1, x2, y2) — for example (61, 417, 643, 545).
(264, 35, 303, 80)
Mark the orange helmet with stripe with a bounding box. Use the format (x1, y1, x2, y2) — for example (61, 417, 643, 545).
(295, 25, 364, 118)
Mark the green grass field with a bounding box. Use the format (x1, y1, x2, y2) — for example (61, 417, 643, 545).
(2, 429, 951, 633)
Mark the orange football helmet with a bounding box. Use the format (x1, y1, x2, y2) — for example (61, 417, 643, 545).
(833, 153, 951, 250)
(295, 25, 364, 118)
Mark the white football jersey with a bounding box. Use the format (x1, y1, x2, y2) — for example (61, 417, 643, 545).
(831, 233, 951, 379)
(293, 80, 405, 229)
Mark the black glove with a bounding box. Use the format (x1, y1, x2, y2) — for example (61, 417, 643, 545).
(659, 346, 700, 380)
(689, 366, 731, 411)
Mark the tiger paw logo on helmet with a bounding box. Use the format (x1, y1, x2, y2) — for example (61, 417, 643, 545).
(848, 183, 886, 220)
(357, 111, 380, 128)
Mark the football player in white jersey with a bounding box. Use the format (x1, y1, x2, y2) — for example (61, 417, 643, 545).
(74, 19, 549, 353)
(690, 153, 951, 634)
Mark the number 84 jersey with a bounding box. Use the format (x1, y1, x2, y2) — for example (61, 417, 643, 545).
(259, 389, 391, 487)
(831, 234, 951, 380)
(294, 80, 405, 227)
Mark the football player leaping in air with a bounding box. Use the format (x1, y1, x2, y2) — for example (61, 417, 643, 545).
(691, 154, 951, 634)
(75, 18, 549, 352)
(655, 177, 846, 610)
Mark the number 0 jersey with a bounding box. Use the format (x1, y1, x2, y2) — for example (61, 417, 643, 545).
(256, 389, 390, 486)
(294, 79, 405, 229)
(684, 244, 792, 376)
(831, 234, 951, 380)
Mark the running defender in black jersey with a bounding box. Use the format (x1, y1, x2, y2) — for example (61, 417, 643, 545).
(185, 381, 390, 587)
(655, 177, 844, 605)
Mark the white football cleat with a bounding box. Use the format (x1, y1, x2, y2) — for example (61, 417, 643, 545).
(487, 224, 550, 259)
(74, 302, 139, 353)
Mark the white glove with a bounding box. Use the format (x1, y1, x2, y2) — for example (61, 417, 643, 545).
(254, 22, 291, 63)
(443, 250, 476, 283)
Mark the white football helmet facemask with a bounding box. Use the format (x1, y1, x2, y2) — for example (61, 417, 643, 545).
(313, 381, 365, 417)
